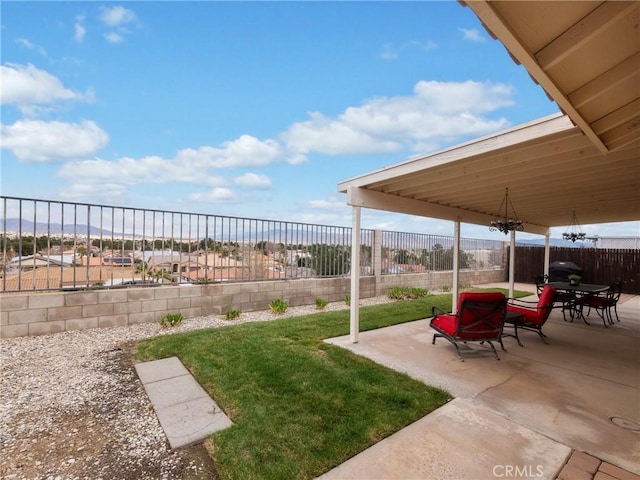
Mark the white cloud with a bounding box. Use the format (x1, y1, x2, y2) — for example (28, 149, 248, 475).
(380, 40, 437, 60)
(460, 28, 486, 42)
(283, 80, 513, 156)
(99, 5, 137, 43)
(287, 212, 345, 224)
(74, 15, 86, 43)
(16, 38, 47, 56)
(283, 112, 402, 155)
(59, 182, 127, 203)
(234, 172, 272, 188)
(307, 197, 348, 210)
(104, 32, 124, 44)
(188, 188, 238, 203)
(54, 135, 283, 191)
(99, 5, 136, 27)
(1, 119, 108, 163)
(175, 135, 284, 168)
(0, 63, 92, 109)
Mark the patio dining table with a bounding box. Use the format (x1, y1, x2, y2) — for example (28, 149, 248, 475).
(548, 281, 609, 325)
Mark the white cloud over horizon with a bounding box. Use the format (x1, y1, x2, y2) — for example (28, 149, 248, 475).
(282, 80, 513, 155)
(234, 172, 272, 188)
(0, 63, 93, 110)
(188, 188, 237, 203)
(1, 119, 109, 163)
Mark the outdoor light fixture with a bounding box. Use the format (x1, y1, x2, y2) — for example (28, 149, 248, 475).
(562, 211, 586, 242)
(489, 188, 524, 235)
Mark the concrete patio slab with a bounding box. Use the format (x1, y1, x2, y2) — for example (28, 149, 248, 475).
(318, 398, 572, 480)
(134, 356, 232, 449)
(323, 285, 640, 478)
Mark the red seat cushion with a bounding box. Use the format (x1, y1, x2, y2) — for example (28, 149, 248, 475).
(430, 314, 459, 336)
(580, 296, 608, 308)
(431, 313, 496, 339)
(506, 305, 541, 325)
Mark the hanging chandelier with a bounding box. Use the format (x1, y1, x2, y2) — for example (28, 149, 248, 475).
(489, 188, 524, 235)
(562, 211, 586, 242)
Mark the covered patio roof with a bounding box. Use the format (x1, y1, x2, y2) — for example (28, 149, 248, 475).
(338, 112, 639, 236)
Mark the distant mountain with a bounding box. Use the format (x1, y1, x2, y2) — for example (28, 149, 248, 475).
(1, 217, 597, 248)
(516, 238, 595, 248)
(1, 219, 111, 236)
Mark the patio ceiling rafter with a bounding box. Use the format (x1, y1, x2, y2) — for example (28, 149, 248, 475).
(462, 0, 640, 155)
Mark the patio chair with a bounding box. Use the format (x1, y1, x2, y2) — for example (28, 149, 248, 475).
(505, 285, 556, 344)
(574, 281, 624, 327)
(535, 274, 573, 320)
(534, 274, 548, 295)
(430, 292, 507, 361)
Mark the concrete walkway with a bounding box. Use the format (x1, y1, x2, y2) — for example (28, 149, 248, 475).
(134, 356, 232, 449)
(321, 283, 640, 480)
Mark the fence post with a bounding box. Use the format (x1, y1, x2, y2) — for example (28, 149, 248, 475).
(373, 229, 382, 295)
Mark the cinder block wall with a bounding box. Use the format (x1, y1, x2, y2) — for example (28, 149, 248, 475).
(0, 269, 505, 338)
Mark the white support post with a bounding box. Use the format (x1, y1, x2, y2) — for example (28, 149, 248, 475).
(350, 205, 361, 343)
(452, 220, 460, 314)
(509, 230, 516, 298)
(544, 231, 551, 278)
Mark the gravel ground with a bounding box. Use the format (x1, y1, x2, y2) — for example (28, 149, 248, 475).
(0, 296, 396, 480)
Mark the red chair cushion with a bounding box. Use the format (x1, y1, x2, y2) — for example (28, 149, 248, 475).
(456, 291, 506, 311)
(506, 305, 542, 325)
(580, 296, 608, 308)
(538, 285, 556, 309)
(430, 314, 459, 336)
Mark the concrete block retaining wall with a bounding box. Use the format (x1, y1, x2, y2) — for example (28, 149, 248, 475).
(0, 269, 505, 338)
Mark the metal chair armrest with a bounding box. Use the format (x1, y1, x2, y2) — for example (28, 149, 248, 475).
(431, 305, 450, 317)
(507, 297, 539, 308)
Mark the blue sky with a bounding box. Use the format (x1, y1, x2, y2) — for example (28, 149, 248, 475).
(2, 1, 638, 241)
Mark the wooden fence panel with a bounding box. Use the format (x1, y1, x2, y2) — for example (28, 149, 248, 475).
(510, 247, 640, 294)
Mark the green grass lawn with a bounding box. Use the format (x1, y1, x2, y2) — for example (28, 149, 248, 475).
(135, 289, 531, 480)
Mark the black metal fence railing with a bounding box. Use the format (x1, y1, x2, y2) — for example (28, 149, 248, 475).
(1, 196, 505, 293)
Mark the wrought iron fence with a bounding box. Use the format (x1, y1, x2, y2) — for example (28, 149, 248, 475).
(1, 196, 505, 293)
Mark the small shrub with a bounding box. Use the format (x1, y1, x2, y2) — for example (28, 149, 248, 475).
(225, 309, 241, 320)
(344, 294, 351, 306)
(269, 298, 288, 314)
(441, 285, 451, 293)
(160, 312, 183, 328)
(387, 287, 429, 300)
(315, 297, 328, 310)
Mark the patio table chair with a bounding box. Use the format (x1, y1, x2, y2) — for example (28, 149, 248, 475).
(430, 292, 507, 361)
(574, 281, 624, 327)
(505, 285, 556, 344)
(535, 274, 573, 320)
